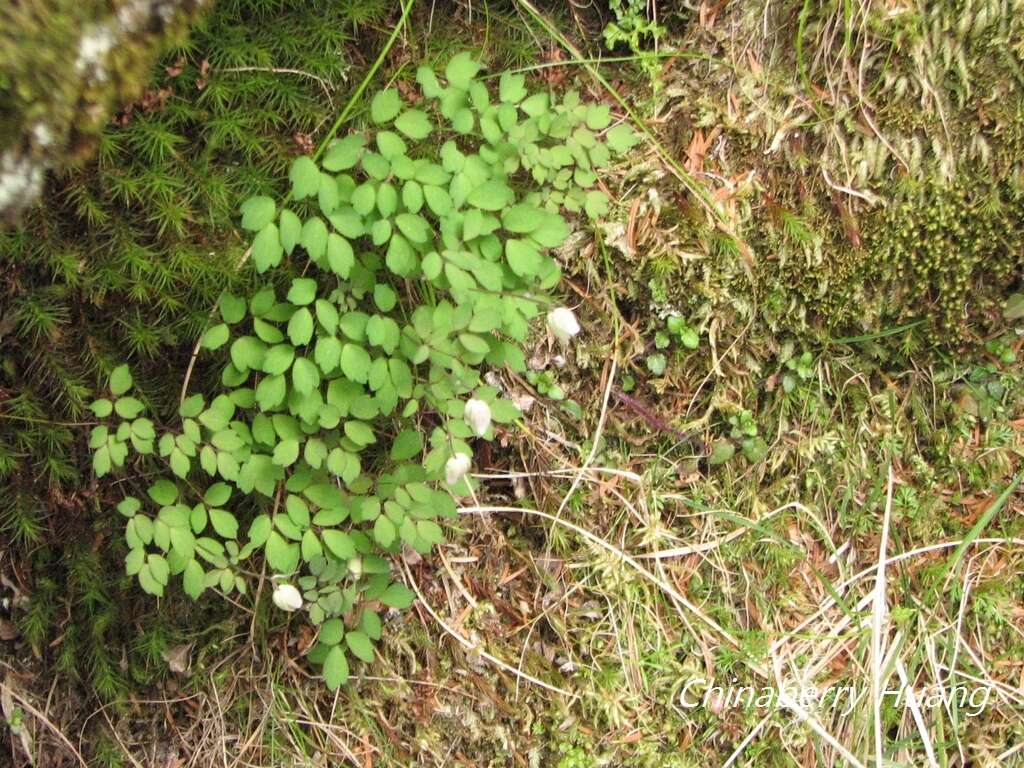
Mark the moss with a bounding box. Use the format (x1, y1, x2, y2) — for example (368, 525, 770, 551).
(0, 0, 205, 220)
(0, 0, 366, 721)
(593, 0, 1024, 350)
(864, 179, 1024, 340)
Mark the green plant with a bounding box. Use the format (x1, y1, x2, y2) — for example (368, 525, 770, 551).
(0, 0, 361, 547)
(655, 314, 699, 349)
(727, 409, 757, 440)
(88, 52, 637, 689)
(527, 369, 566, 400)
(783, 350, 815, 393)
(602, 0, 667, 89)
(953, 364, 1013, 422)
(664, 314, 699, 349)
(740, 434, 768, 463)
(647, 314, 699, 375)
(645, 353, 666, 375)
(4, 705, 24, 734)
(720, 408, 767, 464)
(706, 438, 734, 466)
(985, 336, 1016, 364)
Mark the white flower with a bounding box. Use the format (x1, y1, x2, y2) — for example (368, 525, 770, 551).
(445, 453, 472, 486)
(272, 583, 303, 612)
(547, 307, 581, 345)
(463, 398, 492, 437)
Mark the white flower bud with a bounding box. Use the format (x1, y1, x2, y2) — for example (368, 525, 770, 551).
(445, 453, 472, 486)
(272, 583, 303, 612)
(547, 307, 580, 345)
(463, 398, 492, 437)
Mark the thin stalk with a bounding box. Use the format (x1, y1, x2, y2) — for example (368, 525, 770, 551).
(941, 472, 1024, 578)
(513, 0, 734, 235)
(312, 0, 416, 162)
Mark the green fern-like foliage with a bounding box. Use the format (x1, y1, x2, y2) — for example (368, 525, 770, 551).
(1, 0, 365, 532)
(0, 0, 394, 706)
(83, 37, 639, 687)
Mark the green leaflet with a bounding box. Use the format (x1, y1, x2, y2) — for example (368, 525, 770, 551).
(322, 134, 365, 171)
(252, 223, 283, 272)
(467, 180, 514, 211)
(289, 156, 320, 198)
(201, 324, 229, 350)
(240, 196, 276, 231)
(288, 308, 314, 346)
(292, 357, 320, 395)
(340, 343, 371, 383)
(301, 217, 328, 261)
(323, 645, 349, 689)
(287, 278, 318, 306)
(370, 89, 402, 124)
(345, 630, 375, 663)
(606, 123, 640, 153)
(385, 233, 416, 276)
(327, 234, 354, 277)
(506, 239, 542, 276)
(394, 110, 433, 140)
(445, 52, 481, 89)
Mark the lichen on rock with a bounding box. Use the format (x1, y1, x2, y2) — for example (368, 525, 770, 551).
(0, 0, 205, 221)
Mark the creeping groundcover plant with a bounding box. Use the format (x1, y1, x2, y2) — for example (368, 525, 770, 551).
(88, 53, 638, 689)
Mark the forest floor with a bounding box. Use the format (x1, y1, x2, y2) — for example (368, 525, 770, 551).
(3, 1, 1024, 766)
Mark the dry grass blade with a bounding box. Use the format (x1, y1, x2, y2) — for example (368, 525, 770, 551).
(0, 680, 88, 768)
(402, 561, 580, 700)
(871, 465, 894, 768)
(458, 504, 741, 649)
(894, 659, 939, 768)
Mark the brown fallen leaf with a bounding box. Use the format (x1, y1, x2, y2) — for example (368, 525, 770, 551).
(684, 128, 711, 174)
(166, 57, 185, 78)
(297, 623, 316, 654)
(162, 643, 193, 675)
(0, 618, 19, 641)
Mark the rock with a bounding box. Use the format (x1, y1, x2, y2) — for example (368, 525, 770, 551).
(0, 0, 206, 221)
